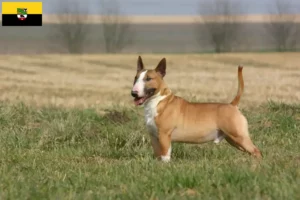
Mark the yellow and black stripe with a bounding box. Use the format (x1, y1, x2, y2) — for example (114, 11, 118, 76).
(2, 2, 42, 26)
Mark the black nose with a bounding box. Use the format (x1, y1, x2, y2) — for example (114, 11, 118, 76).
(131, 91, 138, 98)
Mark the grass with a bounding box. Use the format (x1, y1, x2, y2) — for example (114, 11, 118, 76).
(0, 102, 299, 199)
(0, 53, 299, 199)
(0, 53, 300, 109)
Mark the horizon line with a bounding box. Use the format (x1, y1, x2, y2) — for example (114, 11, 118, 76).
(40, 14, 300, 24)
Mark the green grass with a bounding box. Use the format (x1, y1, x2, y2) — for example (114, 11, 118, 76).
(0, 102, 299, 199)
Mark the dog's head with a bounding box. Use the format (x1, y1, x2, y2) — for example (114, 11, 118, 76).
(131, 56, 167, 106)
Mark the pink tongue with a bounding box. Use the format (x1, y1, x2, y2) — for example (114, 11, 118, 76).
(134, 98, 145, 106)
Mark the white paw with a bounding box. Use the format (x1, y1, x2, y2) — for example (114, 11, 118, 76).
(161, 155, 171, 162)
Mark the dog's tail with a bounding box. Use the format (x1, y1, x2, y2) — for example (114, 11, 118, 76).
(230, 66, 244, 106)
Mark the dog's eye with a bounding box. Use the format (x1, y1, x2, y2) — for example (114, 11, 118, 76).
(146, 77, 152, 81)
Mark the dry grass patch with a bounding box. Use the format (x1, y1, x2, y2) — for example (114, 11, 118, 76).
(0, 53, 299, 109)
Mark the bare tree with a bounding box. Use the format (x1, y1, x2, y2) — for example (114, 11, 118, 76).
(100, 0, 135, 53)
(53, 0, 90, 54)
(195, 0, 242, 53)
(265, 0, 299, 52)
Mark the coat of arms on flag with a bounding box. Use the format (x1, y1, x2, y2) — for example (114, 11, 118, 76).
(17, 8, 27, 20)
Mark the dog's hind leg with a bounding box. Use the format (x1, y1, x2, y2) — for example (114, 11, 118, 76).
(225, 133, 262, 159)
(216, 130, 249, 152)
(222, 116, 262, 159)
(225, 136, 245, 151)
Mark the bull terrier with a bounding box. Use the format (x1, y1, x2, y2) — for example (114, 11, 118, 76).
(131, 56, 262, 162)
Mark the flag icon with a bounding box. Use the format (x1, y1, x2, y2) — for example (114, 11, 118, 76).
(2, 2, 42, 26)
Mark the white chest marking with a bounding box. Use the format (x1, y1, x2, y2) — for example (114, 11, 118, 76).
(144, 93, 166, 138)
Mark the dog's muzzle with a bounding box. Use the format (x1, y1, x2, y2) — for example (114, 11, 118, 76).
(131, 91, 138, 98)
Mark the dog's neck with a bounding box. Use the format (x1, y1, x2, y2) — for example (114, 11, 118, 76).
(144, 87, 172, 112)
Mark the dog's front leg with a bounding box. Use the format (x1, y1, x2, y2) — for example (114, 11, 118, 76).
(158, 131, 172, 162)
(150, 135, 161, 159)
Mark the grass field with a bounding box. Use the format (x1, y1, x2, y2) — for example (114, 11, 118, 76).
(0, 53, 300, 109)
(0, 101, 299, 199)
(0, 53, 299, 199)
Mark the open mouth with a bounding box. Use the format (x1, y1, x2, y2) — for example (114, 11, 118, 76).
(133, 96, 149, 106)
(133, 88, 156, 106)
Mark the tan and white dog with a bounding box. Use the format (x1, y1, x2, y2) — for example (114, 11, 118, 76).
(131, 56, 262, 162)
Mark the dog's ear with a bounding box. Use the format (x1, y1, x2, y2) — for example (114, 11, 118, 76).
(137, 56, 144, 72)
(155, 58, 166, 78)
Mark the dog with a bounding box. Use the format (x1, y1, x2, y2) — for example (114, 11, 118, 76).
(131, 56, 262, 162)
